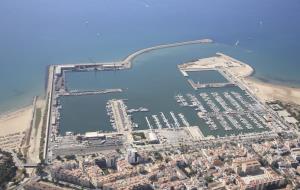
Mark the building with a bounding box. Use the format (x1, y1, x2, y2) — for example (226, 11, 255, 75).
(50, 162, 91, 188)
(207, 181, 226, 190)
(277, 110, 290, 117)
(147, 132, 159, 144)
(54, 65, 75, 76)
(291, 148, 300, 161)
(232, 158, 261, 175)
(237, 168, 285, 190)
(95, 158, 107, 168)
(84, 131, 106, 140)
(128, 148, 139, 164)
(106, 154, 117, 168)
(285, 117, 299, 125)
(24, 181, 66, 190)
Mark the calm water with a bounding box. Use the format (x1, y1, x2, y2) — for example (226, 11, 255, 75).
(187, 70, 228, 84)
(1, 0, 300, 113)
(60, 43, 268, 136)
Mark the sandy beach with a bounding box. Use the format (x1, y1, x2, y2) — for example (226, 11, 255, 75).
(217, 53, 300, 105)
(244, 77, 300, 105)
(0, 106, 33, 150)
(0, 106, 33, 135)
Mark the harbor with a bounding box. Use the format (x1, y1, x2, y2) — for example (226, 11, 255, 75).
(56, 57, 274, 138)
(40, 39, 294, 167)
(44, 42, 290, 165)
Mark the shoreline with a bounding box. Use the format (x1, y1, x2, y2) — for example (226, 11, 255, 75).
(247, 64, 300, 89)
(219, 53, 300, 105)
(1, 39, 299, 116)
(223, 53, 300, 105)
(220, 53, 300, 105)
(245, 76, 300, 105)
(250, 74, 300, 89)
(0, 104, 33, 120)
(1, 40, 300, 133)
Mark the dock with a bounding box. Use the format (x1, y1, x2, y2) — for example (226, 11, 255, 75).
(61, 89, 123, 96)
(145, 116, 153, 130)
(160, 112, 172, 129)
(107, 99, 132, 133)
(187, 79, 235, 90)
(170, 111, 180, 128)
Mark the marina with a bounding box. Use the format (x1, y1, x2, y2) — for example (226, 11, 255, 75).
(145, 116, 153, 130)
(54, 46, 281, 140)
(160, 112, 172, 129)
(178, 113, 190, 127)
(43, 43, 296, 167)
(170, 111, 180, 129)
(152, 115, 162, 129)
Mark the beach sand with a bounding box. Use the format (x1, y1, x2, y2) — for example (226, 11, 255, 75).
(0, 106, 33, 136)
(244, 78, 300, 105)
(0, 106, 33, 150)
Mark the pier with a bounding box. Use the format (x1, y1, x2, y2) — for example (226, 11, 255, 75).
(54, 39, 213, 77)
(187, 79, 235, 90)
(175, 94, 188, 106)
(61, 89, 123, 96)
(152, 115, 162, 129)
(127, 107, 149, 113)
(145, 116, 153, 130)
(160, 112, 172, 129)
(178, 113, 190, 127)
(170, 111, 180, 128)
(107, 100, 132, 133)
(122, 39, 213, 68)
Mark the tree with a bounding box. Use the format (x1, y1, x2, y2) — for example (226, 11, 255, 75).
(64, 155, 76, 160)
(0, 150, 17, 189)
(204, 176, 213, 183)
(35, 163, 44, 176)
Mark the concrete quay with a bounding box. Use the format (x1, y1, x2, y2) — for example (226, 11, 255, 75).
(187, 79, 235, 90)
(108, 99, 132, 133)
(54, 38, 213, 76)
(122, 39, 213, 67)
(61, 89, 123, 96)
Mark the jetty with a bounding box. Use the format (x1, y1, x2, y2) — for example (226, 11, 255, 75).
(54, 39, 213, 76)
(122, 39, 213, 68)
(61, 89, 123, 96)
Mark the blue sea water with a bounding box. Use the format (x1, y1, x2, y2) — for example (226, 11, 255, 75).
(0, 0, 300, 113)
(61, 43, 269, 136)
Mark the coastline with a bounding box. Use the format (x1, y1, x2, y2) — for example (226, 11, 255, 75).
(0, 105, 33, 120)
(0, 104, 33, 150)
(223, 53, 300, 105)
(213, 53, 300, 105)
(221, 54, 300, 105)
(220, 53, 300, 105)
(1, 41, 300, 142)
(245, 76, 300, 105)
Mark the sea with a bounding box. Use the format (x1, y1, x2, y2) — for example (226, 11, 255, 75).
(1, 0, 300, 113)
